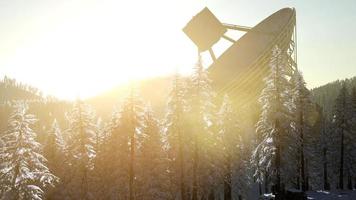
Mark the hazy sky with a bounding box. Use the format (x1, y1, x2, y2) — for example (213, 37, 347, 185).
(0, 0, 355, 99)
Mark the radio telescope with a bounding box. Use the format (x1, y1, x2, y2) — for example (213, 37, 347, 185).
(183, 7, 297, 107)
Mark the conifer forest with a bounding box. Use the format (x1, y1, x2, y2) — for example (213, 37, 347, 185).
(1, 46, 356, 200)
(1, 1, 356, 200)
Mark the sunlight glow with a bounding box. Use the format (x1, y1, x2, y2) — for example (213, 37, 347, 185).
(1, 0, 210, 99)
(1, 0, 356, 99)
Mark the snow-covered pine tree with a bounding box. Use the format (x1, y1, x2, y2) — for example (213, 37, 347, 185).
(331, 84, 352, 189)
(66, 100, 97, 200)
(120, 86, 143, 200)
(94, 118, 105, 154)
(91, 117, 108, 199)
(43, 119, 68, 199)
(290, 70, 313, 191)
(187, 53, 216, 200)
(217, 95, 249, 200)
(233, 141, 252, 200)
(97, 89, 142, 200)
(137, 105, 169, 200)
(96, 108, 130, 199)
(165, 73, 189, 200)
(0, 102, 57, 200)
(252, 46, 293, 198)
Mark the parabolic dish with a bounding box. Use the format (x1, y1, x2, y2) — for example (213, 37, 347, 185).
(208, 8, 296, 107)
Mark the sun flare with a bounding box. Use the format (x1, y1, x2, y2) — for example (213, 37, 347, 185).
(1, 0, 207, 99)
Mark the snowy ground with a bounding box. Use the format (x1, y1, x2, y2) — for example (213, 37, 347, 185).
(248, 183, 356, 200)
(307, 190, 356, 200)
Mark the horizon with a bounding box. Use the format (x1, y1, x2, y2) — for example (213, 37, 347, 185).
(1, 0, 356, 99)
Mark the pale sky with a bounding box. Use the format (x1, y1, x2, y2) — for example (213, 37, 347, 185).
(0, 0, 355, 99)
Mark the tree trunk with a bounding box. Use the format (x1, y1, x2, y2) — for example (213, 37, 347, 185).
(264, 173, 269, 194)
(81, 167, 88, 200)
(208, 189, 215, 200)
(12, 164, 20, 199)
(339, 93, 346, 190)
(224, 178, 232, 200)
(258, 182, 262, 196)
(224, 155, 232, 200)
(300, 110, 306, 192)
(192, 133, 199, 200)
(275, 120, 282, 200)
(305, 159, 309, 191)
(274, 57, 283, 200)
(178, 128, 186, 200)
(347, 173, 352, 190)
(79, 104, 88, 200)
(339, 127, 344, 189)
(129, 130, 135, 200)
(323, 147, 330, 190)
(129, 97, 135, 200)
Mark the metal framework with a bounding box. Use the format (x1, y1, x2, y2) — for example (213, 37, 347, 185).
(214, 9, 297, 108)
(183, 7, 298, 108)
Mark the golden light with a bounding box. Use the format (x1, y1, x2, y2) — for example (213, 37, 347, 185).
(2, 0, 210, 100)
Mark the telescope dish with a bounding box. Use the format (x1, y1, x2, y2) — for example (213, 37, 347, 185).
(183, 7, 297, 107)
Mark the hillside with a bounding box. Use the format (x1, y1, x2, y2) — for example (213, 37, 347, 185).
(88, 74, 356, 122)
(0, 75, 175, 131)
(0, 76, 71, 137)
(311, 76, 356, 119)
(3, 74, 356, 124)
(0, 76, 43, 102)
(3, 73, 356, 135)
(87, 76, 174, 120)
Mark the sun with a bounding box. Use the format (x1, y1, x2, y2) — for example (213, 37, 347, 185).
(2, 0, 204, 100)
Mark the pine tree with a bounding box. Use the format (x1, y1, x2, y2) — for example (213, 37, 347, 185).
(165, 73, 188, 200)
(44, 119, 66, 166)
(0, 102, 57, 200)
(331, 84, 352, 189)
(252, 46, 293, 199)
(97, 91, 142, 200)
(66, 100, 97, 199)
(216, 95, 245, 200)
(91, 117, 108, 199)
(120, 87, 143, 200)
(137, 106, 169, 200)
(188, 53, 216, 200)
(290, 70, 313, 191)
(100, 109, 130, 199)
(309, 104, 331, 190)
(43, 119, 68, 199)
(320, 110, 331, 190)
